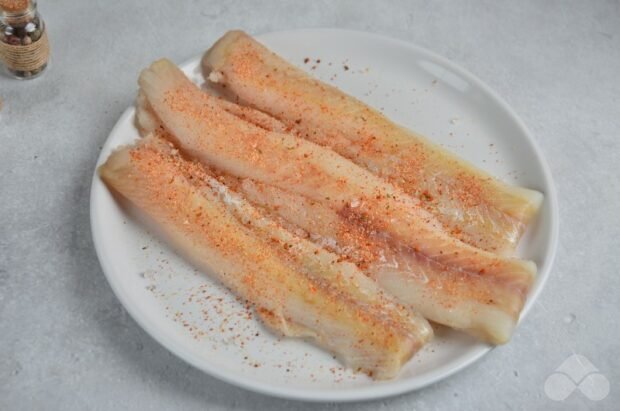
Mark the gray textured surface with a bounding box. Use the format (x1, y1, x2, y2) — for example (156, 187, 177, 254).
(1, 0, 619, 409)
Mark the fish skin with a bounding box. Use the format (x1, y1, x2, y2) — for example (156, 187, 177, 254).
(136, 59, 536, 344)
(202, 30, 543, 255)
(99, 134, 433, 379)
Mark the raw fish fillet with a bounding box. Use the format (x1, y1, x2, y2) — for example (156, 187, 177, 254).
(99, 134, 433, 379)
(202, 31, 543, 255)
(136, 90, 287, 137)
(136, 91, 531, 343)
(137, 59, 537, 343)
(136, 98, 533, 343)
(240, 180, 531, 344)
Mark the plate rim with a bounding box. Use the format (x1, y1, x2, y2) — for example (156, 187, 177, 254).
(89, 28, 559, 402)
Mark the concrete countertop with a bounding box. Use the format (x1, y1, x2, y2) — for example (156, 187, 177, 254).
(1, 0, 618, 409)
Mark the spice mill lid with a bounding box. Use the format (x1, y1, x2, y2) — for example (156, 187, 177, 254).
(0, 0, 32, 13)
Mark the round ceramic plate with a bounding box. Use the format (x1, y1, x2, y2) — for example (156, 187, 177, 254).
(90, 29, 558, 402)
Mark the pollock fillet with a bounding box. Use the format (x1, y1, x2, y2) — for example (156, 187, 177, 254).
(99, 134, 432, 379)
(239, 180, 531, 344)
(137, 59, 536, 343)
(202, 30, 543, 255)
(136, 94, 534, 343)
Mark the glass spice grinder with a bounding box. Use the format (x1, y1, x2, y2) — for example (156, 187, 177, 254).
(0, 0, 49, 79)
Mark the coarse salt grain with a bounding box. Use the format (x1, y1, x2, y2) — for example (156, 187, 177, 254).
(208, 71, 224, 83)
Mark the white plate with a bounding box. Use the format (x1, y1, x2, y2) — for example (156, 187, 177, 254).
(90, 29, 558, 402)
